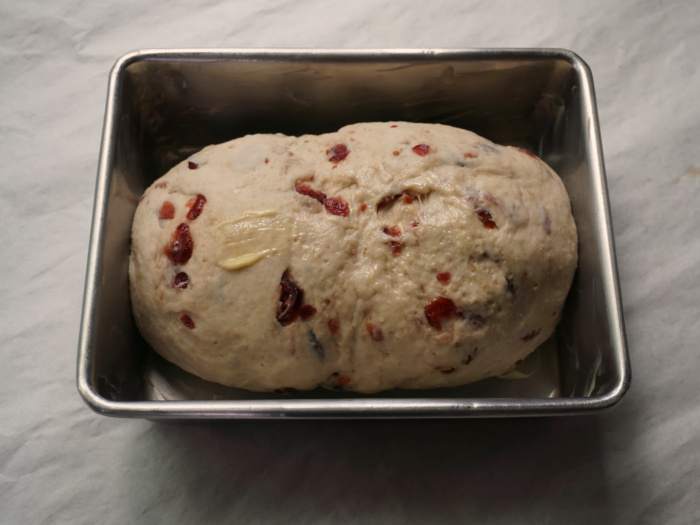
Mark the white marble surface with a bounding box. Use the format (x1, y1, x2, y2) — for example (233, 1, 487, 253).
(1, 1, 699, 523)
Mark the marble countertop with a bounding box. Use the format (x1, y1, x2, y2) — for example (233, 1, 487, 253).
(1, 1, 699, 523)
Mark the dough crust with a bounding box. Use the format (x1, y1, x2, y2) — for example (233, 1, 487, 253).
(129, 122, 577, 393)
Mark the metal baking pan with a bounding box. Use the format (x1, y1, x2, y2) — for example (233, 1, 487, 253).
(77, 48, 630, 418)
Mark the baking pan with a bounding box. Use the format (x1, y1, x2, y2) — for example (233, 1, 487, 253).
(77, 49, 630, 418)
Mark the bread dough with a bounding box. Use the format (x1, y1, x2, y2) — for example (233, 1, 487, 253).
(129, 122, 577, 393)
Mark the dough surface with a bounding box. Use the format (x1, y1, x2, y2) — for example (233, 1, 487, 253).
(129, 122, 577, 393)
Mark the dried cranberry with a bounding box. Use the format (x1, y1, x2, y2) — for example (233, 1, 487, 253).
(299, 304, 317, 320)
(467, 196, 498, 229)
(159, 201, 175, 220)
(172, 272, 189, 289)
(277, 275, 303, 325)
(336, 375, 351, 387)
(476, 208, 498, 229)
(390, 125, 398, 128)
(382, 225, 401, 238)
(521, 328, 541, 342)
(295, 181, 349, 217)
(517, 147, 538, 159)
(366, 320, 383, 342)
(412, 144, 431, 156)
(274, 387, 299, 394)
(437, 367, 456, 374)
(295, 181, 327, 205)
(188, 161, 199, 169)
(436, 272, 451, 284)
(186, 194, 207, 220)
(463, 153, 477, 159)
(180, 314, 195, 329)
(325, 197, 350, 217)
(425, 297, 458, 331)
(393, 150, 400, 156)
(328, 318, 341, 335)
(402, 194, 414, 204)
(329, 143, 349, 162)
(408, 221, 419, 229)
(378, 193, 402, 209)
(483, 192, 500, 207)
(390, 241, 402, 256)
(164, 223, 193, 265)
(360, 203, 367, 212)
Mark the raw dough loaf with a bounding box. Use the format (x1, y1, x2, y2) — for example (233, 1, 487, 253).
(129, 122, 577, 393)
